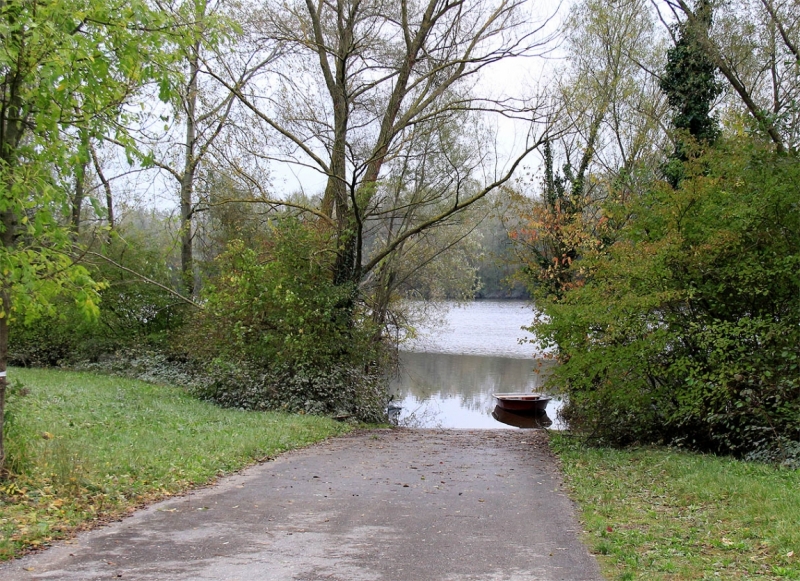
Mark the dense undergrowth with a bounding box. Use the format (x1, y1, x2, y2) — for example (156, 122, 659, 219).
(8, 218, 390, 423)
(518, 139, 800, 465)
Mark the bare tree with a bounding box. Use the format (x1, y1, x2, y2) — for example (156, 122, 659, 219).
(546, 0, 670, 199)
(108, 0, 279, 295)
(211, 0, 554, 322)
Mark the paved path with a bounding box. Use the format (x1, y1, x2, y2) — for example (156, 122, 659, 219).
(1, 429, 603, 581)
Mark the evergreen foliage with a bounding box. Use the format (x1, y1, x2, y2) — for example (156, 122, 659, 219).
(659, 0, 722, 185)
(659, 0, 721, 142)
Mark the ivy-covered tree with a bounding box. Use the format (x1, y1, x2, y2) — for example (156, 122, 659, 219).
(659, 0, 721, 185)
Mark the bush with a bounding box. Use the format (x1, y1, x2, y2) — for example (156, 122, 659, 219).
(532, 139, 800, 462)
(190, 360, 385, 422)
(8, 214, 389, 423)
(8, 227, 186, 365)
(176, 217, 389, 422)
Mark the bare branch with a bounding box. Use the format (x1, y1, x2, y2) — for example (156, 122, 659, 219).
(361, 132, 546, 275)
(87, 252, 203, 309)
(197, 197, 336, 225)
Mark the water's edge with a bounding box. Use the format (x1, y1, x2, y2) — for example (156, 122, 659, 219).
(389, 302, 561, 429)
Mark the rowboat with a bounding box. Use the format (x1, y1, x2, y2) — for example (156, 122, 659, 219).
(492, 392, 551, 412)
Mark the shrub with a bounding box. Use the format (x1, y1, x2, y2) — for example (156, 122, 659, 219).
(531, 139, 800, 462)
(176, 217, 389, 422)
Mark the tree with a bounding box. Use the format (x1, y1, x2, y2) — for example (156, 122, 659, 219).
(660, 0, 721, 142)
(510, 0, 800, 459)
(663, 0, 799, 151)
(659, 0, 721, 185)
(145, 0, 275, 296)
(97, 0, 257, 296)
(0, 0, 175, 473)
(511, 0, 669, 299)
(214, 0, 554, 326)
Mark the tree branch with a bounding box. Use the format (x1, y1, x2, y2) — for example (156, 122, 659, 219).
(87, 252, 203, 309)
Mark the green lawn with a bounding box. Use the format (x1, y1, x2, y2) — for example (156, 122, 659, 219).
(551, 435, 800, 580)
(0, 367, 352, 559)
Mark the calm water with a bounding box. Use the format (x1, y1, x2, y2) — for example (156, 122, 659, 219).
(389, 301, 563, 429)
(402, 300, 542, 359)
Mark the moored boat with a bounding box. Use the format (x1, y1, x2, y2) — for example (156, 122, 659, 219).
(492, 392, 551, 412)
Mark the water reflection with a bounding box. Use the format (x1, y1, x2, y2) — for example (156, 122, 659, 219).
(389, 351, 563, 430)
(491, 407, 553, 429)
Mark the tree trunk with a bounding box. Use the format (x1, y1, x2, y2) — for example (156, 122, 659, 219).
(90, 145, 114, 229)
(327, 91, 353, 286)
(0, 202, 12, 474)
(181, 42, 200, 296)
(0, 291, 8, 475)
(72, 165, 85, 233)
(72, 130, 90, 234)
(323, 6, 356, 288)
(0, 168, 16, 472)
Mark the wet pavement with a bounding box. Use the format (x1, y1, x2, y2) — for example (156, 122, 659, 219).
(0, 429, 603, 581)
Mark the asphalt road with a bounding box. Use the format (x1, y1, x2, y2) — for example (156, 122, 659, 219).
(0, 429, 603, 581)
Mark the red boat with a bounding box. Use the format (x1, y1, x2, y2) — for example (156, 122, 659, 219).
(492, 393, 551, 412)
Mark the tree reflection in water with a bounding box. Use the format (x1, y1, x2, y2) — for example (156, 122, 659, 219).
(389, 351, 563, 430)
(391, 301, 562, 429)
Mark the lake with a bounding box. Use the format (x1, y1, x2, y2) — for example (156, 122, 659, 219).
(389, 301, 563, 429)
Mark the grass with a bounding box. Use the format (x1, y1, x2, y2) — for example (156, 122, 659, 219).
(550, 434, 800, 581)
(0, 366, 353, 560)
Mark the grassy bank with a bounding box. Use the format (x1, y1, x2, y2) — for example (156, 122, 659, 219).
(0, 367, 353, 560)
(551, 435, 800, 580)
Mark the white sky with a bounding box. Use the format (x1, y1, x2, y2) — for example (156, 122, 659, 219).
(266, 0, 568, 198)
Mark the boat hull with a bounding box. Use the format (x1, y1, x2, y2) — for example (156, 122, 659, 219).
(492, 393, 551, 412)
